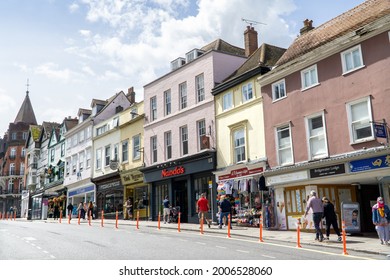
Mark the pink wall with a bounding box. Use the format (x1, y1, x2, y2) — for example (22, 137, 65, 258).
(262, 32, 390, 167)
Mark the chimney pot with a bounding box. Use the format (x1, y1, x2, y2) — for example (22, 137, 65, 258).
(300, 19, 314, 35)
(244, 26, 258, 57)
(127, 87, 135, 103)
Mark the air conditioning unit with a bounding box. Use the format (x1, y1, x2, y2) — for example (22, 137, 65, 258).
(170, 57, 186, 71)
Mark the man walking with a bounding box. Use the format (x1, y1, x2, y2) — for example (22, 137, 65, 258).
(197, 193, 211, 228)
(218, 195, 232, 229)
(304, 190, 324, 241)
(163, 196, 170, 224)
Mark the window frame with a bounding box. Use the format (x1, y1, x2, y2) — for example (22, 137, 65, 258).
(340, 44, 364, 75)
(122, 140, 129, 162)
(164, 89, 171, 116)
(272, 79, 286, 101)
(346, 96, 374, 144)
(179, 82, 187, 110)
(164, 131, 172, 160)
(150, 96, 157, 121)
(301, 64, 319, 91)
(197, 119, 206, 151)
(95, 148, 102, 170)
(133, 135, 141, 161)
(305, 112, 328, 160)
(233, 128, 246, 163)
(242, 82, 253, 102)
(105, 145, 111, 166)
(180, 126, 188, 156)
(195, 73, 205, 102)
(222, 92, 233, 111)
(275, 124, 294, 166)
(151, 136, 157, 163)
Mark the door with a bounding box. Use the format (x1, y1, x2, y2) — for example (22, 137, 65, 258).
(173, 180, 188, 223)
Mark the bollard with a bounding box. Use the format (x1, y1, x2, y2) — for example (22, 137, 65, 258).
(259, 217, 264, 242)
(342, 220, 348, 255)
(158, 212, 161, 230)
(178, 212, 181, 232)
(200, 212, 204, 235)
(59, 211, 62, 223)
(78, 211, 81, 225)
(136, 211, 140, 230)
(88, 212, 91, 226)
(14, 211, 16, 221)
(227, 214, 231, 238)
(296, 219, 302, 248)
(115, 211, 119, 229)
(101, 210, 104, 227)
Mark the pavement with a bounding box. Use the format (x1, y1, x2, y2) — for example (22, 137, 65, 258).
(9, 217, 390, 257)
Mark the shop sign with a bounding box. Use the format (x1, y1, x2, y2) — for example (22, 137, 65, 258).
(374, 123, 387, 138)
(122, 171, 143, 184)
(99, 181, 120, 190)
(68, 185, 95, 197)
(218, 167, 263, 181)
(349, 154, 390, 173)
(310, 164, 345, 178)
(161, 166, 185, 178)
(266, 170, 308, 185)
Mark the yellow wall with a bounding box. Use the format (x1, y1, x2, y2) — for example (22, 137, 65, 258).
(214, 76, 266, 169)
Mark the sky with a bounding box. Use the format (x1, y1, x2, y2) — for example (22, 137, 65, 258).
(0, 0, 366, 135)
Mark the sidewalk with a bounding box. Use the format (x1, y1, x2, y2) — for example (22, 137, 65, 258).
(34, 217, 390, 257)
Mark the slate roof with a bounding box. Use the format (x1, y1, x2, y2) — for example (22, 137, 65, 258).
(201, 38, 245, 57)
(276, 0, 390, 66)
(14, 92, 37, 125)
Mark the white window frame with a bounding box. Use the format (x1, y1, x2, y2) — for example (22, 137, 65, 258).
(301, 64, 319, 90)
(196, 73, 205, 102)
(223, 92, 233, 111)
(165, 131, 172, 160)
(305, 112, 328, 160)
(86, 149, 91, 169)
(164, 89, 171, 116)
(79, 152, 84, 172)
(346, 96, 374, 144)
(179, 82, 187, 110)
(105, 145, 111, 166)
(242, 82, 253, 102)
(233, 128, 246, 163)
(122, 140, 129, 162)
(96, 148, 102, 170)
(272, 79, 286, 101)
(275, 124, 294, 166)
(341, 44, 364, 75)
(133, 135, 141, 160)
(197, 119, 206, 151)
(150, 96, 157, 121)
(180, 126, 188, 156)
(151, 136, 157, 163)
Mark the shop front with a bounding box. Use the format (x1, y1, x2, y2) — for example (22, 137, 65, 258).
(141, 151, 217, 224)
(94, 174, 123, 219)
(213, 162, 273, 228)
(67, 183, 96, 217)
(120, 168, 150, 220)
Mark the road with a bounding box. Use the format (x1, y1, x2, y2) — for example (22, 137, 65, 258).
(0, 220, 385, 260)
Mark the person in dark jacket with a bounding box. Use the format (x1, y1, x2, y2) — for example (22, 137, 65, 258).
(322, 197, 342, 241)
(218, 196, 232, 229)
(67, 202, 74, 220)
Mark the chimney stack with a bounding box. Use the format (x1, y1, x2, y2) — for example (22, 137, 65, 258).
(244, 25, 258, 57)
(300, 19, 314, 35)
(127, 87, 135, 104)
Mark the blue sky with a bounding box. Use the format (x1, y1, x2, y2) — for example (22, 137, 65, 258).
(0, 0, 366, 134)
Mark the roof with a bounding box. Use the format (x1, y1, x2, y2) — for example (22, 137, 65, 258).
(78, 108, 92, 116)
(201, 38, 245, 57)
(14, 92, 37, 125)
(276, 0, 390, 66)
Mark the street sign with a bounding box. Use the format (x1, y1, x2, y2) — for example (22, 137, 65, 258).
(374, 123, 387, 138)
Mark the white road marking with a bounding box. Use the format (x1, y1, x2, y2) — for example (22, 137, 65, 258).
(50, 255, 56, 259)
(43, 251, 49, 254)
(36, 246, 42, 250)
(22, 237, 36, 241)
(236, 250, 249, 254)
(196, 242, 206, 245)
(216, 246, 227, 249)
(261, 254, 276, 259)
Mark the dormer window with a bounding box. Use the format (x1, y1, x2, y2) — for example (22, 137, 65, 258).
(171, 57, 185, 71)
(185, 49, 205, 63)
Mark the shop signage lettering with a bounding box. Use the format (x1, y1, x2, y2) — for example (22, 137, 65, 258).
(310, 164, 345, 178)
(218, 167, 263, 181)
(122, 172, 143, 183)
(161, 166, 185, 178)
(350, 154, 390, 173)
(99, 181, 120, 190)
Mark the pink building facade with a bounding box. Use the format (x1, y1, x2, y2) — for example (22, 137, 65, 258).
(258, 0, 390, 232)
(142, 41, 246, 223)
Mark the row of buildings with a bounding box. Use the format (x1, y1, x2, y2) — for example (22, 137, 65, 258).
(0, 0, 389, 232)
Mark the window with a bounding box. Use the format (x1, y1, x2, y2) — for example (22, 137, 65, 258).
(164, 89, 171, 116)
(197, 119, 206, 151)
(61, 143, 65, 157)
(346, 96, 374, 143)
(301, 65, 319, 90)
(276, 124, 293, 165)
(8, 179, 14, 192)
(50, 149, 55, 162)
(151, 136, 157, 163)
(165, 131, 172, 160)
(20, 163, 25, 176)
(66, 158, 70, 175)
(130, 108, 138, 119)
(11, 133, 16, 140)
(150, 96, 157, 121)
(86, 149, 91, 168)
(179, 82, 187, 109)
(86, 126, 92, 139)
(22, 132, 28, 140)
(223, 92, 233, 111)
(233, 129, 246, 163)
(112, 117, 119, 128)
(79, 152, 84, 171)
(72, 155, 77, 174)
(180, 126, 188, 156)
(306, 113, 328, 159)
(242, 83, 253, 102)
(272, 79, 286, 101)
(21, 148, 26, 158)
(133, 135, 141, 160)
(341, 45, 364, 74)
(113, 144, 119, 161)
(10, 148, 16, 159)
(96, 125, 106, 136)
(72, 134, 78, 147)
(285, 187, 306, 215)
(122, 140, 129, 162)
(95, 149, 102, 170)
(79, 130, 85, 143)
(105, 145, 111, 166)
(9, 163, 15, 176)
(196, 73, 205, 102)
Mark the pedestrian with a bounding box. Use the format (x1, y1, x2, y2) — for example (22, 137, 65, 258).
(218, 195, 232, 229)
(196, 193, 211, 228)
(163, 196, 170, 224)
(67, 202, 74, 220)
(322, 197, 342, 241)
(77, 202, 85, 220)
(372, 196, 390, 245)
(93, 202, 97, 219)
(87, 201, 93, 220)
(83, 202, 88, 219)
(53, 202, 60, 220)
(304, 190, 324, 242)
(9, 206, 14, 216)
(125, 197, 133, 220)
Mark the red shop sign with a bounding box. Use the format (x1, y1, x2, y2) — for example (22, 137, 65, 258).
(161, 166, 185, 178)
(218, 167, 263, 181)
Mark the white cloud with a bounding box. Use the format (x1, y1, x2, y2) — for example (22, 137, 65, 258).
(13, 63, 30, 73)
(79, 29, 91, 37)
(69, 3, 80, 13)
(35, 63, 72, 81)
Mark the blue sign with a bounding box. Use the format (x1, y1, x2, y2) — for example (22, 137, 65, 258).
(374, 123, 387, 138)
(68, 185, 95, 197)
(350, 154, 390, 173)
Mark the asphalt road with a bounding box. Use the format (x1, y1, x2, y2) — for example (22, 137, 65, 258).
(0, 220, 386, 260)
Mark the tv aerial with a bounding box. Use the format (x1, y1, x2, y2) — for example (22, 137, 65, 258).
(241, 18, 266, 27)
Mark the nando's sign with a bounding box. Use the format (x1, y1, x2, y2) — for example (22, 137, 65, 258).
(161, 166, 185, 178)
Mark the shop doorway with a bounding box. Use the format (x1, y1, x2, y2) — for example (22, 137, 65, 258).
(357, 184, 380, 232)
(173, 180, 188, 223)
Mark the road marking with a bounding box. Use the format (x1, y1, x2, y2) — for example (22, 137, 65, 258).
(43, 251, 49, 254)
(36, 246, 42, 250)
(216, 246, 227, 249)
(262, 254, 276, 259)
(196, 242, 206, 245)
(22, 237, 36, 241)
(236, 250, 249, 254)
(50, 255, 56, 259)
(31, 243, 36, 247)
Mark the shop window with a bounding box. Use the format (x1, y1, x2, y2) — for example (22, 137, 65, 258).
(285, 187, 305, 215)
(154, 183, 168, 217)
